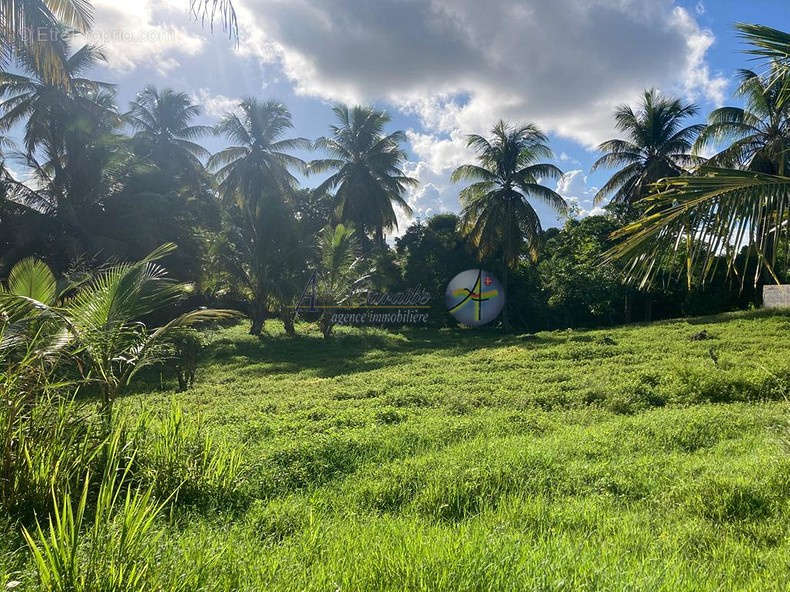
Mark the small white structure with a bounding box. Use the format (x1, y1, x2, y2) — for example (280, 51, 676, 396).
(763, 285, 790, 308)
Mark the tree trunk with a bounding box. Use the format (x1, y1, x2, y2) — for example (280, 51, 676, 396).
(100, 385, 116, 435)
(501, 198, 512, 332)
(280, 309, 296, 337)
(501, 257, 510, 331)
(249, 301, 267, 336)
(319, 311, 334, 339)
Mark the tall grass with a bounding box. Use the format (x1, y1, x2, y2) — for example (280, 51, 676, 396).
(130, 401, 245, 506)
(0, 331, 99, 518)
(22, 432, 170, 592)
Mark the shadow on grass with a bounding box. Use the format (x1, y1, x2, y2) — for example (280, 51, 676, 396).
(682, 308, 790, 326)
(204, 323, 560, 379)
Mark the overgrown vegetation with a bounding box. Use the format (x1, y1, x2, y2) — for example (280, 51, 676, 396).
(2, 5, 790, 591)
(3, 312, 789, 590)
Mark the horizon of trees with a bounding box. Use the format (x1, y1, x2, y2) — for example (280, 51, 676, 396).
(0, 10, 789, 334)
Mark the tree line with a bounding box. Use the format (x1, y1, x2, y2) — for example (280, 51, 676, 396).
(1, 6, 789, 336)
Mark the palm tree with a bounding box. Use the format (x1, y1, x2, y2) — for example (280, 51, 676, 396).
(0, 37, 123, 261)
(591, 89, 705, 215)
(310, 105, 417, 246)
(0, 36, 115, 155)
(738, 23, 790, 110)
(210, 98, 308, 208)
(315, 224, 368, 338)
(126, 86, 211, 176)
(451, 120, 565, 328)
(209, 99, 309, 335)
(0, 244, 237, 426)
(694, 69, 790, 175)
(606, 24, 790, 289)
(0, 1, 93, 86)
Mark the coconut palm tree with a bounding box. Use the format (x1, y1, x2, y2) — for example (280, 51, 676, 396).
(315, 224, 368, 339)
(209, 99, 309, 335)
(209, 98, 308, 207)
(694, 69, 790, 175)
(738, 23, 790, 110)
(451, 120, 565, 328)
(0, 1, 93, 86)
(310, 105, 417, 246)
(0, 36, 123, 261)
(0, 244, 238, 426)
(126, 86, 211, 176)
(591, 90, 705, 214)
(606, 24, 790, 289)
(0, 35, 115, 155)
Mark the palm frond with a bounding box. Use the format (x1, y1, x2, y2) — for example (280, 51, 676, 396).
(606, 168, 790, 287)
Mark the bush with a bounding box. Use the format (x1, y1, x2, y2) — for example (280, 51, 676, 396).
(160, 327, 205, 391)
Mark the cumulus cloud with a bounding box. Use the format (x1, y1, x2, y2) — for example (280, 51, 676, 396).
(236, 0, 726, 148)
(192, 88, 240, 118)
(81, 0, 727, 229)
(556, 169, 604, 218)
(81, 0, 204, 73)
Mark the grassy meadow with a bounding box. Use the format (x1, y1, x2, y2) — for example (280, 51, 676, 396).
(4, 310, 790, 590)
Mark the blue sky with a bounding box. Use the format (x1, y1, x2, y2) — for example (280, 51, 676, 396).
(10, 0, 790, 235)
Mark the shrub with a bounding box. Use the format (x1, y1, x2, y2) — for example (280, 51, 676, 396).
(160, 327, 205, 391)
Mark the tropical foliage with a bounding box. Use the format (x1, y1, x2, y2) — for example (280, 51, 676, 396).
(208, 99, 309, 335)
(607, 24, 790, 288)
(591, 89, 704, 213)
(315, 223, 368, 338)
(2, 4, 790, 589)
(452, 121, 566, 266)
(126, 86, 211, 179)
(451, 121, 565, 326)
(1, 244, 237, 423)
(311, 105, 417, 246)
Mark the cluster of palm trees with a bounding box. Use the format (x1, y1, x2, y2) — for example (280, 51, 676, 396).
(0, 29, 426, 334)
(597, 24, 790, 290)
(1, 2, 789, 334)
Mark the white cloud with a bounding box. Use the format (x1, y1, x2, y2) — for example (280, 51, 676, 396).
(236, 0, 726, 148)
(192, 88, 240, 118)
(559, 152, 581, 165)
(405, 129, 474, 174)
(695, 2, 705, 16)
(670, 7, 726, 106)
(556, 169, 605, 218)
(81, 0, 204, 73)
(557, 169, 596, 201)
(82, 0, 727, 232)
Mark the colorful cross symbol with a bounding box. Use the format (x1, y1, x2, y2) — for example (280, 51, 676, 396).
(484, 276, 493, 287)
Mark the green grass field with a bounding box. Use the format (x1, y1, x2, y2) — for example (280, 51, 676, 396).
(6, 310, 790, 590)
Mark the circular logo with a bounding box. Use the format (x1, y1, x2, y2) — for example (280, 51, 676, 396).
(445, 269, 505, 327)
